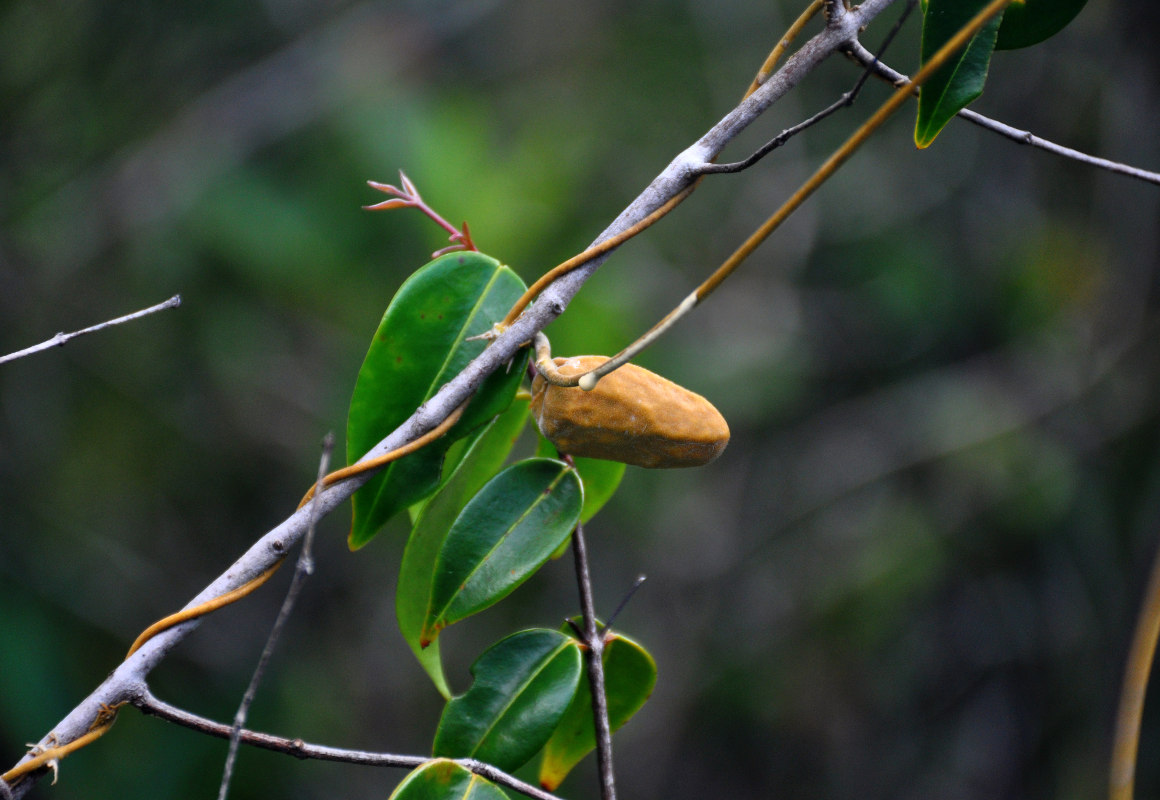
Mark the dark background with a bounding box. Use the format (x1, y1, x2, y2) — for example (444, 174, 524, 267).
(3, 1, 1160, 798)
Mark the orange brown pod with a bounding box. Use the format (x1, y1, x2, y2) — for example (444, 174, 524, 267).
(530, 355, 729, 468)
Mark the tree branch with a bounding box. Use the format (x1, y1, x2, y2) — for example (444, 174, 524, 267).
(0, 295, 182, 365)
(133, 690, 564, 800)
(1, 2, 901, 795)
(571, 522, 617, 800)
(844, 41, 1160, 187)
(217, 435, 333, 800)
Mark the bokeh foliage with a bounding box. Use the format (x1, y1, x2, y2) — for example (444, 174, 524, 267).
(3, 1, 1160, 799)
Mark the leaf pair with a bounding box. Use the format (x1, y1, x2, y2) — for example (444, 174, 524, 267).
(396, 404, 627, 696)
(408, 625, 656, 794)
(916, 0, 1090, 147)
(539, 626, 657, 791)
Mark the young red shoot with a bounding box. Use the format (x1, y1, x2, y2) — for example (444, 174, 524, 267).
(365, 171, 477, 254)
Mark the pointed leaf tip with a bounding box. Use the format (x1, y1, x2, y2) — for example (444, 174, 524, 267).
(914, 0, 1003, 148)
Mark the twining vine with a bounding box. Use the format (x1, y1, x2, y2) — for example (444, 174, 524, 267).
(4, 2, 1160, 800)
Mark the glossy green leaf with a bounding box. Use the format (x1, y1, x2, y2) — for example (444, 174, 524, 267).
(420, 458, 583, 645)
(995, 0, 1088, 50)
(388, 759, 510, 800)
(397, 397, 530, 698)
(535, 435, 626, 526)
(346, 251, 527, 549)
(539, 628, 657, 791)
(433, 629, 583, 773)
(914, 0, 1003, 148)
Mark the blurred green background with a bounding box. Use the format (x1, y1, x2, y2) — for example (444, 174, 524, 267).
(3, 0, 1160, 798)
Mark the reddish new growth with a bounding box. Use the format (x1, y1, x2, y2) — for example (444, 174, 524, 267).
(364, 171, 477, 255)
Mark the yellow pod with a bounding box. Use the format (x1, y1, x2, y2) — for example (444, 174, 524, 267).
(530, 356, 729, 468)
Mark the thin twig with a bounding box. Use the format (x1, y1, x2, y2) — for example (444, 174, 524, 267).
(217, 434, 334, 800)
(604, 575, 647, 632)
(134, 690, 564, 800)
(704, 0, 918, 176)
(571, 522, 617, 800)
(0, 295, 182, 366)
(844, 41, 1160, 187)
(959, 109, 1160, 186)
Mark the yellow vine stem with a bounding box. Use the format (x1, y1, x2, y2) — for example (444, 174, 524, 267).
(124, 562, 285, 658)
(501, 185, 697, 328)
(2, 703, 122, 785)
(298, 399, 467, 508)
(560, 0, 1014, 391)
(1109, 537, 1160, 800)
(745, 0, 825, 97)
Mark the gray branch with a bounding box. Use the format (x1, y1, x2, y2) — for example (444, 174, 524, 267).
(134, 690, 564, 800)
(1, 1, 899, 796)
(844, 40, 1160, 187)
(0, 295, 182, 365)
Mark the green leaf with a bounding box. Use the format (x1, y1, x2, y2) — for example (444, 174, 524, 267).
(539, 628, 657, 791)
(433, 629, 583, 773)
(914, 0, 1003, 148)
(346, 251, 528, 549)
(994, 0, 1088, 50)
(398, 397, 530, 698)
(535, 435, 626, 526)
(388, 759, 510, 800)
(420, 458, 583, 646)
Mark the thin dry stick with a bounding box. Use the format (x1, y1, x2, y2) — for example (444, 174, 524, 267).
(0, 295, 182, 365)
(217, 434, 334, 800)
(570, 521, 617, 800)
(843, 41, 1160, 187)
(1109, 537, 1160, 800)
(560, 0, 1013, 391)
(135, 690, 565, 800)
(704, 0, 917, 177)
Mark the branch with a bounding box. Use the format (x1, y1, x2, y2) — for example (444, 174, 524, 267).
(844, 41, 1160, 187)
(217, 435, 334, 800)
(0, 295, 182, 365)
(1, 1, 901, 795)
(133, 690, 564, 800)
(703, 0, 917, 177)
(570, 522, 617, 800)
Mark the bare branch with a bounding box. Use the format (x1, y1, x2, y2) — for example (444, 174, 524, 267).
(844, 41, 1160, 187)
(570, 522, 617, 800)
(134, 690, 564, 800)
(704, 0, 918, 176)
(0, 295, 182, 366)
(217, 435, 334, 800)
